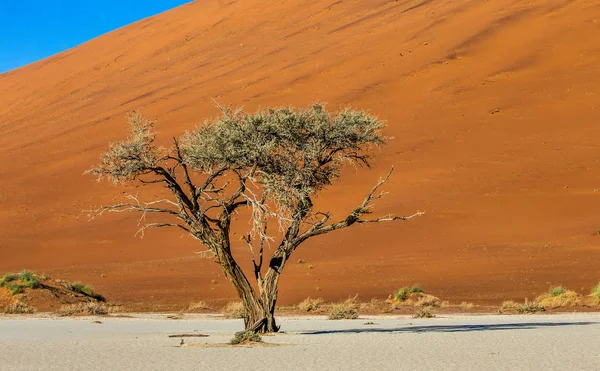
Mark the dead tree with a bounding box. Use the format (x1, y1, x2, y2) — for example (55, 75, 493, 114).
(86, 104, 422, 332)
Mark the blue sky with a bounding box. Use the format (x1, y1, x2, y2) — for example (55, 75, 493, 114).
(0, 1, 190, 73)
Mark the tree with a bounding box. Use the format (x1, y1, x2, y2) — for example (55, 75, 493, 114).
(86, 104, 422, 333)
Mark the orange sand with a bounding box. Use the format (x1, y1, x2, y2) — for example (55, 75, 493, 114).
(1, 0, 599, 308)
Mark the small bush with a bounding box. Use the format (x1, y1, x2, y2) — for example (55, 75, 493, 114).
(0, 273, 18, 287)
(327, 297, 359, 320)
(591, 283, 600, 302)
(460, 301, 474, 309)
(394, 285, 424, 302)
(38, 273, 51, 281)
(298, 297, 323, 312)
(500, 301, 519, 310)
(5, 301, 36, 314)
(57, 302, 109, 316)
(222, 302, 245, 318)
(68, 282, 105, 301)
(6, 283, 24, 295)
(188, 301, 210, 312)
(413, 308, 434, 318)
(230, 330, 262, 345)
(550, 286, 566, 297)
(537, 288, 581, 308)
(516, 300, 545, 314)
(18, 270, 41, 289)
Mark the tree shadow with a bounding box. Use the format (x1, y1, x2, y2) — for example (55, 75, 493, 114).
(300, 321, 599, 335)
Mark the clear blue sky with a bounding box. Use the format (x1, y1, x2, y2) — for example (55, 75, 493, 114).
(0, 1, 190, 73)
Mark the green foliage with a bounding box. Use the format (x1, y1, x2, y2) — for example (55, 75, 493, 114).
(181, 104, 385, 210)
(18, 270, 40, 289)
(6, 283, 24, 295)
(592, 283, 600, 301)
(550, 286, 566, 297)
(230, 330, 262, 345)
(0, 273, 18, 287)
(68, 282, 105, 301)
(394, 285, 424, 302)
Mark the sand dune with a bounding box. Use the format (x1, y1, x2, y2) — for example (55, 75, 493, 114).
(1, 0, 599, 308)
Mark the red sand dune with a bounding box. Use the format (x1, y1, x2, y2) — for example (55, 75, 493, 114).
(1, 0, 599, 309)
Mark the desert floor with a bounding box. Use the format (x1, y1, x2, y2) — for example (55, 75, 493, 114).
(1, 313, 599, 370)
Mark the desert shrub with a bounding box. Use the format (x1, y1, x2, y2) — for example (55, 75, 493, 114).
(394, 285, 424, 302)
(0, 273, 18, 287)
(6, 283, 24, 295)
(68, 282, 105, 301)
(38, 273, 51, 281)
(460, 301, 474, 309)
(516, 300, 545, 314)
(57, 302, 109, 316)
(84, 302, 108, 315)
(550, 286, 566, 297)
(222, 302, 245, 318)
(18, 270, 40, 289)
(413, 308, 434, 318)
(230, 330, 262, 345)
(500, 301, 519, 310)
(5, 301, 36, 314)
(537, 288, 581, 308)
(188, 301, 210, 312)
(591, 283, 600, 302)
(327, 297, 359, 320)
(298, 297, 323, 312)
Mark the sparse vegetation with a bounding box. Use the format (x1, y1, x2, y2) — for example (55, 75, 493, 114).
(591, 283, 600, 302)
(67, 282, 105, 301)
(394, 285, 424, 302)
(0, 273, 18, 286)
(188, 301, 210, 312)
(298, 297, 323, 312)
(57, 302, 109, 316)
(550, 286, 566, 297)
(460, 301, 474, 309)
(18, 270, 41, 289)
(230, 330, 262, 345)
(537, 287, 581, 308)
(391, 286, 439, 309)
(328, 296, 359, 320)
(413, 308, 435, 318)
(500, 301, 519, 310)
(516, 300, 546, 314)
(6, 283, 24, 295)
(222, 302, 245, 319)
(5, 301, 36, 314)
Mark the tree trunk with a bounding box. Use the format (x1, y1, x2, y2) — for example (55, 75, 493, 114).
(242, 294, 279, 333)
(216, 243, 279, 333)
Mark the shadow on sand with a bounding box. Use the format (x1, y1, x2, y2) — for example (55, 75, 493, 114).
(300, 321, 599, 335)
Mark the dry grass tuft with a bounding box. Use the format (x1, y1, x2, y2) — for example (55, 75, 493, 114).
(5, 301, 36, 314)
(188, 301, 210, 312)
(222, 301, 245, 319)
(327, 296, 359, 320)
(297, 297, 323, 313)
(460, 301, 475, 309)
(537, 288, 581, 308)
(57, 302, 110, 316)
(500, 300, 520, 310)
